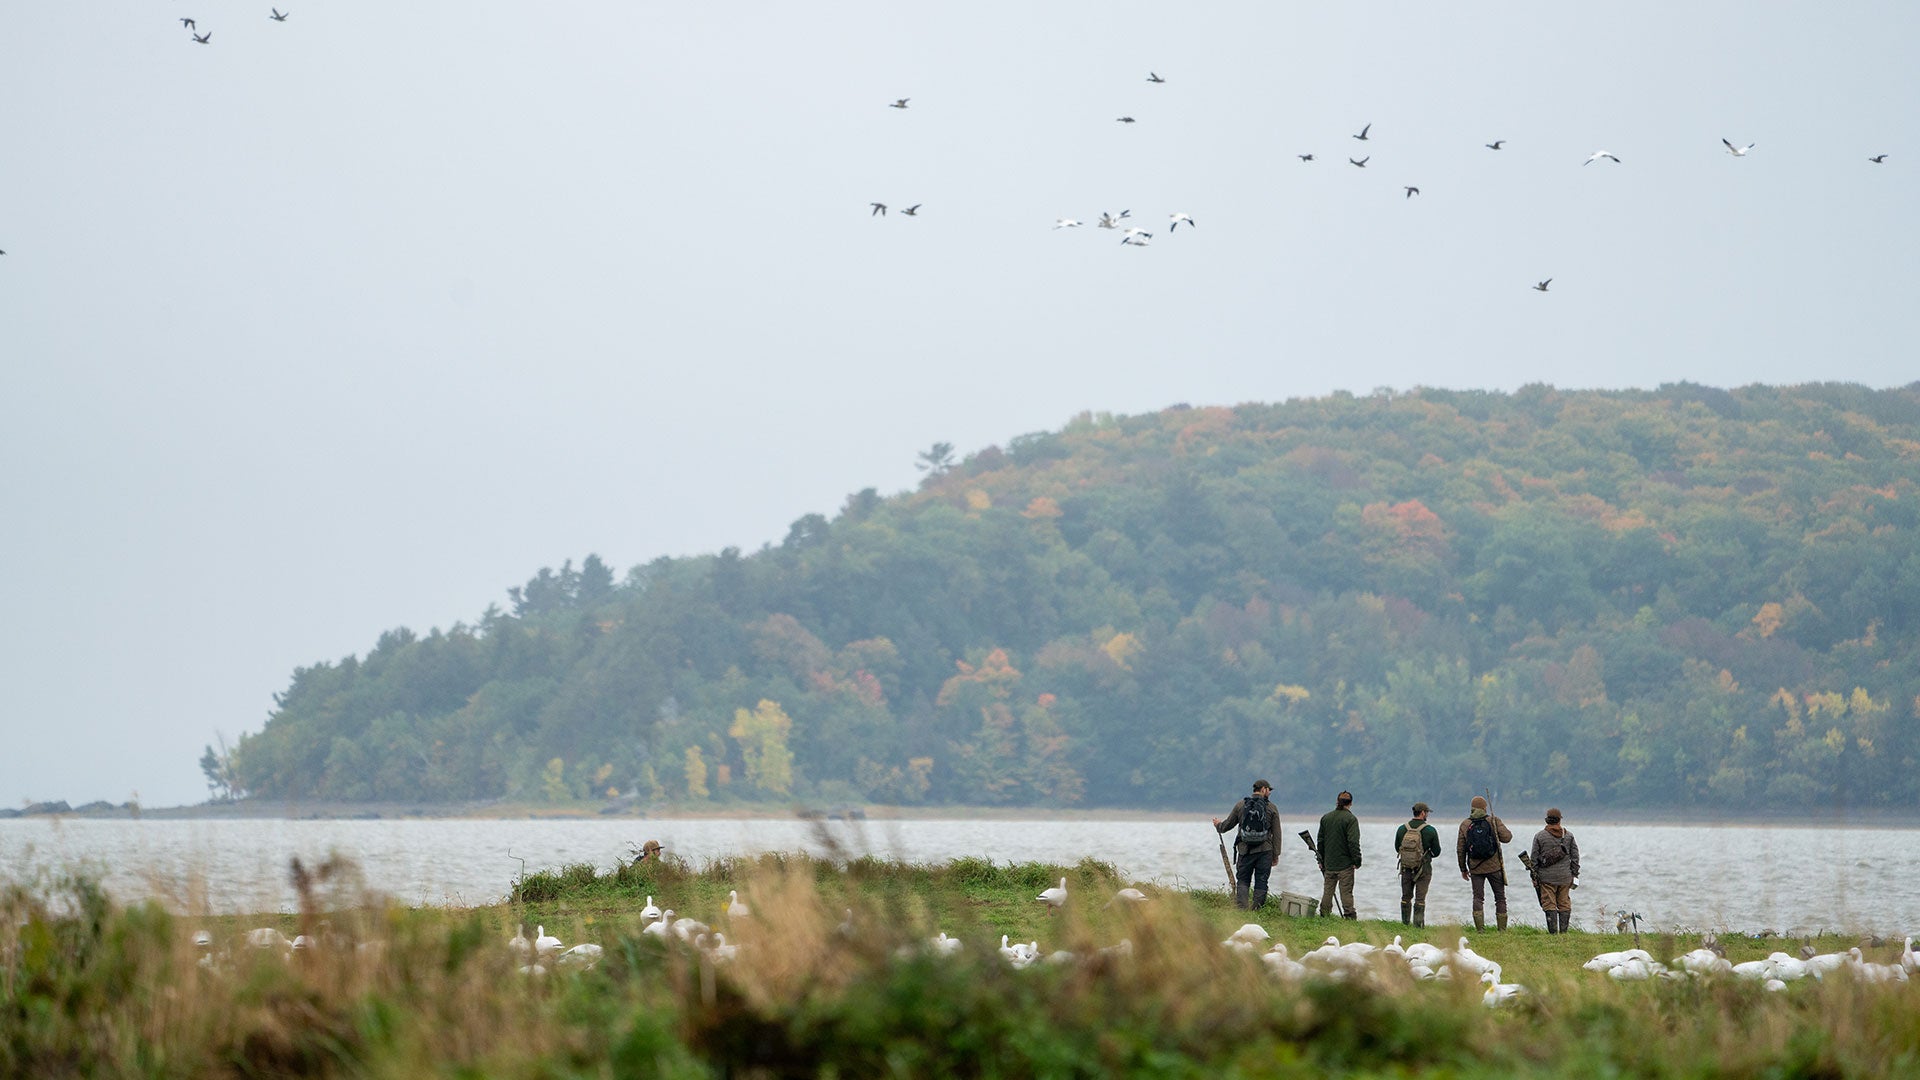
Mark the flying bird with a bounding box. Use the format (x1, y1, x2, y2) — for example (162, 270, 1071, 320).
(889, 98, 909, 109)
(1054, 218, 1082, 229)
(1485, 139, 1505, 150)
(1869, 154, 1888, 163)
(1096, 210, 1130, 229)
(870, 202, 887, 216)
(1404, 186, 1420, 198)
(270, 8, 288, 21)
(1583, 151, 1621, 165)
(1534, 279, 1551, 292)
(1147, 72, 1165, 83)
(900, 204, 920, 216)
(1169, 212, 1195, 231)
(1349, 156, 1369, 167)
(1121, 235, 1150, 247)
(1353, 123, 1371, 141)
(1298, 153, 1314, 161)
(1116, 116, 1136, 124)
(192, 31, 211, 43)
(1121, 227, 1153, 241)
(180, 17, 196, 28)
(1722, 138, 1754, 157)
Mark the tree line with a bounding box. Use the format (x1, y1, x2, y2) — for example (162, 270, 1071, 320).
(213, 381, 1920, 812)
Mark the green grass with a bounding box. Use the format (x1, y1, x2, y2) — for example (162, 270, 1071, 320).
(5, 855, 1920, 1078)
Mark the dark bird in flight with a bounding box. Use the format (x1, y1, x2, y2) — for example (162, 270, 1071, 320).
(1116, 116, 1136, 124)
(1298, 153, 1314, 161)
(1147, 72, 1165, 83)
(889, 98, 909, 109)
(1349, 156, 1369, 167)
(1404, 186, 1420, 198)
(1534, 279, 1552, 292)
(192, 31, 211, 43)
(270, 8, 289, 21)
(870, 202, 887, 216)
(180, 17, 196, 28)
(1869, 154, 1888, 163)
(1353, 123, 1371, 141)
(1485, 139, 1505, 150)
(901, 204, 920, 216)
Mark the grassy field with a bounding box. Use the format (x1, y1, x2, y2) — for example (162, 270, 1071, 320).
(5, 849, 1920, 1078)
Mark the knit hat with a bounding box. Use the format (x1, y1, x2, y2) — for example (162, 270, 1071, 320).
(1545, 808, 1562, 823)
(1470, 796, 1488, 811)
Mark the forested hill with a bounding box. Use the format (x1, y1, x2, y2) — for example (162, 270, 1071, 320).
(219, 383, 1920, 813)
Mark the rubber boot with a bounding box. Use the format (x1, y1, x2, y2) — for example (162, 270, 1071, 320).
(1401, 902, 1412, 925)
(1342, 909, 1358, 920)
(1413, 904, 1426, 928)
(1558, 909, 1572, 933)
(1473, 909, 1484, 931)
(1544, 908, 1559, 933)
(1496, 911, 1508, 931)
(1251, 889, 1268, 912)
(1233, 884, 1249, 910)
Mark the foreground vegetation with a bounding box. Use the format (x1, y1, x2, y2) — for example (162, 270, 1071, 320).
(7, 851, 1920, 1078)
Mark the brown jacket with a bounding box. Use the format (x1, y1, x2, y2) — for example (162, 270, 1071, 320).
(1456, 812, 1513, 876)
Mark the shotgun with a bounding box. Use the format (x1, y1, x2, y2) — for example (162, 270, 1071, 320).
(1216, 828, 1236, 892)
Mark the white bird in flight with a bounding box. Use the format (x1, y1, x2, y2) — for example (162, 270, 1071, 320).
(1584, 151, 1621, 166)
(1169, 212, 1195, 231)
(1096, 210, 1131, 229)
(1121, 234, 1151, 247)
(1054, 218, 1082, 229)
(1722, 138, 1754, 157)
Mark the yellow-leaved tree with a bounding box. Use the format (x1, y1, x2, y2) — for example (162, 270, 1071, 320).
(730, 699, 795, 796)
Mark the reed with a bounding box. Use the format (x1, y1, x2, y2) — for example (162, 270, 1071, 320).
(5, 853, 1920, 1078)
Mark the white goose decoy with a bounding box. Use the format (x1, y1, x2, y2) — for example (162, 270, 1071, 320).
(1107, 887, 1149, 908)
(1228, 923, 1271, 946)
(1263, 944, 1308, 981)
(1902, 936, 1919, 973)
(1731, 957, 1773, 980)
(1584, 151, 1622, 166)
(1381, 935, 1406, 957)
(534, 926, 563, 958)
(1404, 941, 1446, 968)
(556, 943, 603, 970)
(1674, 948, 1732, 976)
(1583, 948, 1652, 972)
(642, 910, 676, 938)
(1450, 937, 1499, 979)
(508, 925, 533, 957)
(246, 927, 292, 951)
(1803, 948, 1857, 978)
(726, 889, 752, 919)
(672, 916, 710, 943)
(1481, 969, 1526, 1005)
(704, 932, 740, 963)
(1168, 212, 1195, 232)
(1607, 957, 1654, 981)
(929, 931, 964, 957)
(1763, 977, 1788, 992)
(1037, 877, 1068, 912)
(1766, 952, 1810, 981)
(1722, 138, 1754, 157)
(193, 929, 214, 950)
(1054, 218, 1082, 229)
(639, 896, 661, 923)
(1101, 938, 1135, 959)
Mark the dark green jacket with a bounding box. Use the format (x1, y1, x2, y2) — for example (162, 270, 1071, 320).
(1316, 807, 1362, 872)
(1393, 819, 1442, 870)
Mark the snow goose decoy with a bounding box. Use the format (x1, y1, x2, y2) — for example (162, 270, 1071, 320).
(1722, 138, 1754, 157)
(726, 889, 751, 919)
(1481, 969, 1526, 1005)
(1228, 923, 1271, 947)
(534, 926, 563, 958)
(1583, 151, 1621, 166)
(556, 943, 603, 970)
(639, 896, 661, 923)
(642, 910, 676, 938)
(928, 931, 964, 956)
(1037, 877, 1068, 912)
(1107, 887, 1149, 908)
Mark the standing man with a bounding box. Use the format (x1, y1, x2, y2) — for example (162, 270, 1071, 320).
(1213, 779, 1278, 910)
(1394, 802, 1442, 927)
(1457, 796, 1515, 931)
(1529, 808, 1581, 933)
(1315, 790, 1362, 919)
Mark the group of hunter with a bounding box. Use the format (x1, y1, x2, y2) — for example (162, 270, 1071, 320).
(1214, 782, 1582, 931)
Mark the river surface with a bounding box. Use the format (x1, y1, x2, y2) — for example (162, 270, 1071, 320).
(0, 816, 1906, 934)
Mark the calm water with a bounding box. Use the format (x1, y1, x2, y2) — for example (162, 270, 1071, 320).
(0, 815, 1907, 934)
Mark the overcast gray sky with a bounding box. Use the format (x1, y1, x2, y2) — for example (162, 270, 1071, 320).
(3, 2, 1915, 809)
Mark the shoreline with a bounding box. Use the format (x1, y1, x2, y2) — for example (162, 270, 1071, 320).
(12, 797, 1917, 830)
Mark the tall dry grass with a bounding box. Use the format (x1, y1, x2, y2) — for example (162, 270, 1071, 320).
(6, 851, 1920, 1077)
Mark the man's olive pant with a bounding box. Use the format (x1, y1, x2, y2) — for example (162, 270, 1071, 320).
(1319, 867, 1356, 918)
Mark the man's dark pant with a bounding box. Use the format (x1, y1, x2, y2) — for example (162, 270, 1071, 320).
(1235, 849, 1272, 909)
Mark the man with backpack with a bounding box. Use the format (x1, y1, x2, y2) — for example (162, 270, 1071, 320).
(1213, 779, 1278, 910)
(1393, 802, 1442, 927)
(1315, 790, 1362, 918)
(1456, 795, 1515, 931)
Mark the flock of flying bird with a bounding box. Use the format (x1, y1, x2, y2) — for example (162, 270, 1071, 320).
(177, 7, 289, 45)
(875, 72, 1894, 289)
